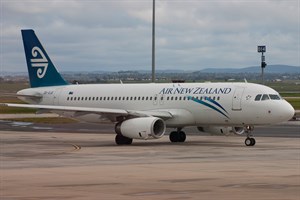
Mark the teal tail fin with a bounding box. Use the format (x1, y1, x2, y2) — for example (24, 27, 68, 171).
(21, 29, 68, 88)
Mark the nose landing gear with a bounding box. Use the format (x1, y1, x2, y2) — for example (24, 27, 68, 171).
(244, 125, 256, 146)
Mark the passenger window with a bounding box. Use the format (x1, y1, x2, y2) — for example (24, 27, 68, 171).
(100, 97, 102, 100)
(179, 97, 182, 100)
(67, 97, 69, 100)
(217, 96, 220, 101)
(255, 94, 262, 101)
(261, 94, 269, 101)
(146, 97, 148, 100)
(150, 97, 153, 100)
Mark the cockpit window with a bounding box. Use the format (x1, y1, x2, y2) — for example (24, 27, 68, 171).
(261, 94, 270, 101)
(269, 94, 281, 100)
(255, 94, 262, 101)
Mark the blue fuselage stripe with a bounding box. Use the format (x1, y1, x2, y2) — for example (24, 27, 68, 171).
(188, 96, 229, 119)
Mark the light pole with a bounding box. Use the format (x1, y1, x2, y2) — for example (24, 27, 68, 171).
(257, 45, 267, 84)
(151, 0, 155, 83)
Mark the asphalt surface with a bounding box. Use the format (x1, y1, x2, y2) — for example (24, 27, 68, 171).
(0, 119, 299, 138)
(1, 119, 299, 199)
(1, 131, 300, 200)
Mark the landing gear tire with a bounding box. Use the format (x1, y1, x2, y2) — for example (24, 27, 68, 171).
(245, 137, 256, 146)
(169, 131, 186, 143)
(179, 131, 186, 142)
(250, 138, 256, 146)
(115, 134, 133, 145)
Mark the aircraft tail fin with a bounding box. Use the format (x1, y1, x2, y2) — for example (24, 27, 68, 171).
(21, 29, 68, 88)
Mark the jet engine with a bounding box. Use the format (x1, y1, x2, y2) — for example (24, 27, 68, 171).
(197, 126, 244, 136)
(115, 117, 166, 139)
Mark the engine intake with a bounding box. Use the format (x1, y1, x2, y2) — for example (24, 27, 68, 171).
(115, 117, 166, 139)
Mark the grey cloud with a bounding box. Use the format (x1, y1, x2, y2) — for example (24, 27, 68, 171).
(1, 0, 299, 72)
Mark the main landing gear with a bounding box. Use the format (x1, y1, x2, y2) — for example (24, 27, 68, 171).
(244, 125, 256, 146)
(169, 128, 186, 143)
(115, 134, 133, 145)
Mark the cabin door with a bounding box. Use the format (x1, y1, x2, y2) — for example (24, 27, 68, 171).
(232, 87, 244, 110)
(53, 88, 63, 105)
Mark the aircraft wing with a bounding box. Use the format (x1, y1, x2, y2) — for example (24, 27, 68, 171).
(1, 103, 173, 120)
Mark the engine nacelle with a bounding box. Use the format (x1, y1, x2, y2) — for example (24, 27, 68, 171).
(115, 117, 166, 140)
(197, 126, 244, 136)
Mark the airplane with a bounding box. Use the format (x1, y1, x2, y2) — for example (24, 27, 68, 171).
(2, 29, 295, 146)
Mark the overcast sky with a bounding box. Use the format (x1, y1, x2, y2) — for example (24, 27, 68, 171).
(1, 0, 299, 72)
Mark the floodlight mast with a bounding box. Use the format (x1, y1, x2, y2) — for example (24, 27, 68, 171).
(151, 0, 155, 83)
(257, 46, 267, 84)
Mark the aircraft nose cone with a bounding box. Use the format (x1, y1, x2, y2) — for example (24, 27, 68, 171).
(281, 101, 295, 121)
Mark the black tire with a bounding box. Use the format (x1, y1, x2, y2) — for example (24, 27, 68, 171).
(179, 131, 186, 142)
(169, 131, 179, 142)
(115, 134, 133, 145)
(245, 138, 252, 146)
(250, 138, 256, 146)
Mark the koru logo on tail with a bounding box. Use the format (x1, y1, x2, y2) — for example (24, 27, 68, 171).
(31, 46, 48, 78)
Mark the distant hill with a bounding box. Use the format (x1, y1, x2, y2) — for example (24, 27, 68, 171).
(199, 65, 300, 74)
(1, 65, 299, 76)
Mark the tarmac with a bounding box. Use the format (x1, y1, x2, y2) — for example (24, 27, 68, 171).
(1, 128, 300, 200)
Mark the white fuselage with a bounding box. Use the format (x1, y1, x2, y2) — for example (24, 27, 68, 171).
(18, 82, 295, 127)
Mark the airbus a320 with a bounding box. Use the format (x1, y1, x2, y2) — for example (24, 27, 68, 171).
(2, 30, 295, 146)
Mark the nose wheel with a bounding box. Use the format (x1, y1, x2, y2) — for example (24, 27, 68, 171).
(245, 137, 256, 146)
(244, 125, 255, 146)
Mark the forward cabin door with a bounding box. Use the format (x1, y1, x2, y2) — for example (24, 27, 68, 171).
(232, 87, 245, 110)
